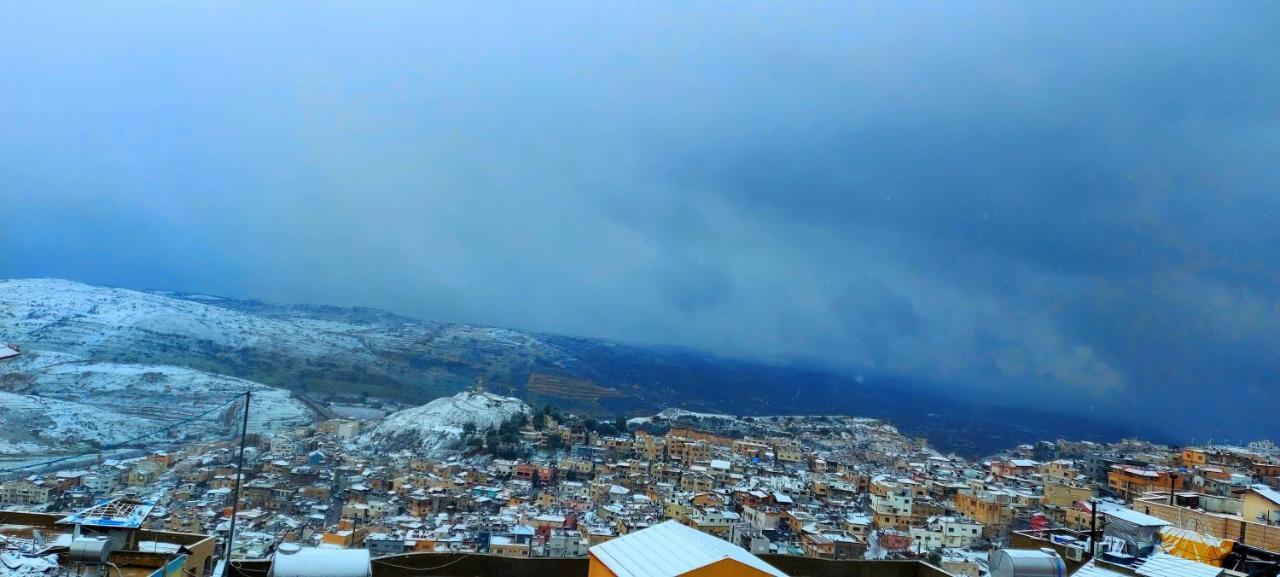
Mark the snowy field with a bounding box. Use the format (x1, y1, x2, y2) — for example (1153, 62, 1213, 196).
(0, 349, 312, 455)
(0, 278, 376, 359)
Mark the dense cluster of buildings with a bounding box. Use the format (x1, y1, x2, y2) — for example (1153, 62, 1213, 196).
(3, 398, 1280, 577)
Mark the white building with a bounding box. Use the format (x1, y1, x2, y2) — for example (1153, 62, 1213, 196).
(270, 435, 299, 457)
(908, 516, 984, 550)
(82, 474, 117, 495)
(546, 529, 587, 557)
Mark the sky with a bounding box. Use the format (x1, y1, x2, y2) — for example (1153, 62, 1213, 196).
(2, 2, 1278, 442)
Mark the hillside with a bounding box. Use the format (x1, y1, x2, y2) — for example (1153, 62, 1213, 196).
(358, 391, 530, 457)
(0, 279, 1136, 456)
(0, 348, 309, 456)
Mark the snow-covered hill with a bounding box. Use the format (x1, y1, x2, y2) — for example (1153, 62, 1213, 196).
(359, 391, 530, 457)
(0, 278, 579, 401)
(0, 349, 310, 455)
(0, 278, 374, 358)
(0, 279, 571, 457)
(0, 277, 1132, 456)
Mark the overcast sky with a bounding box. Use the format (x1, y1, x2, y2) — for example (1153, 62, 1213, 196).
(2, 2, 1277, 442)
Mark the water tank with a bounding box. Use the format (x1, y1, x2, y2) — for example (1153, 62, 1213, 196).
(989, 548, 1066, 577)
(70, 536, 113, 564)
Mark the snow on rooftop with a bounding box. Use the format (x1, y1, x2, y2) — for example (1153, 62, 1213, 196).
(1250, 484, 1280, 507)
(1135, 552, 1223, 577)
(589, 520, 786, 577)
(1099, 504, 1169, 528)
(0, 552, 58, 577)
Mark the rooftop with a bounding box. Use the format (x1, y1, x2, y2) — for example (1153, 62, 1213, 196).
(0, 511, 215, 577)
(589, 520, 786, 577)
(57, 498, 155, 529)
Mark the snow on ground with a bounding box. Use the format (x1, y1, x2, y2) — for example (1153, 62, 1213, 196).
(0, 439, 44, 455)
(360, 391, 529, 457)
(0, 278, 374, 359)
(0, 349, 84, 372)
(0, 352, 312, 455)
(627, 408, 738, 426)
(0, 391, 139, 454)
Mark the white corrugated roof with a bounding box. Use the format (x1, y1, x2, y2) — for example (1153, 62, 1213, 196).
(1250, 484, 1280, 507)
(589, 520, 787, 577)
(1100, 504, 1169, 527)
(1135, 553, 1222, 577)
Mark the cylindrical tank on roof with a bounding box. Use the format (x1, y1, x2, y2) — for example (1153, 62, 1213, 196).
(989, 548, 1066, 577)
(69, 536, 113, 564)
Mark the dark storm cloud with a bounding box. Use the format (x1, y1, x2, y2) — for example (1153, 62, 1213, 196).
(1, 2, 1277, 441)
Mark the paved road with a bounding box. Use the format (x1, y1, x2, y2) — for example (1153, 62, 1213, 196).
(294, 393, 338, 421)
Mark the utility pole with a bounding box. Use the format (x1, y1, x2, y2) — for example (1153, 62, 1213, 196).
(225, 390, 251, 563)
(1089, 499, 1098, 559)
(1169, 473, 1176, 505)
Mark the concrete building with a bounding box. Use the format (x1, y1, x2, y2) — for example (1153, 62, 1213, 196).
(908, 516, 984, 550)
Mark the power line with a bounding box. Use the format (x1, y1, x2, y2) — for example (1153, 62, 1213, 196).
(371, 553, 479, 572)
(0, 393, 246, 476)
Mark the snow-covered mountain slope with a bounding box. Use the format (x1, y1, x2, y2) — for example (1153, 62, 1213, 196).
(0, 278, 1139, 457)
(0, 278, 374, 358)
(0, 349, 310, 455)
(0, 390, 143, 454)
(359, 391, 530, 457)
(0, 278, 578, 401)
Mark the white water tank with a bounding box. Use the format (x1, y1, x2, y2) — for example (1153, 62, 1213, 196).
(989, 548, 1067, 577)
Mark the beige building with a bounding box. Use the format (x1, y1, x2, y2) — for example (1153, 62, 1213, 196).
(1244, 485, 1280, 525)
(489, 536, 531, 557)
(1043, 481, 1093, 509)
(0, 481, 50, 505)
(954, 491, 1013, 537)
(1135, 493, 1280, 553)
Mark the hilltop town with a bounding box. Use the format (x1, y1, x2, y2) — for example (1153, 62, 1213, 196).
(3, 383, 1279, 577)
